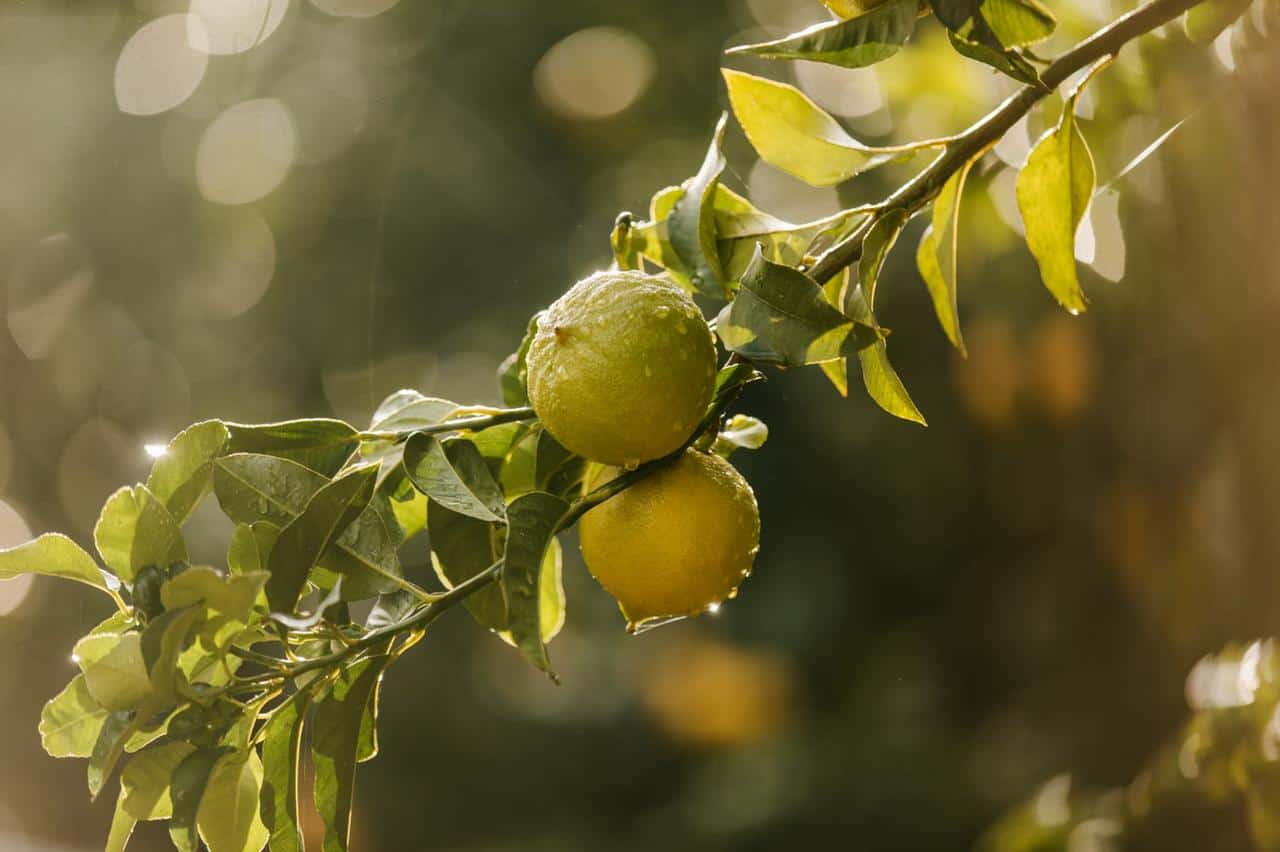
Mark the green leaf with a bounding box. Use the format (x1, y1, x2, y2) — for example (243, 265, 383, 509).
(226, 419, 359, 478)
(139, 605, 205, 701)
(89, 711, 140, 799)
(860, 208, 910, 309)
(498, 314, 541, 408)
(40, 674, 108, 758)
(316, 498, 405, 601)
(847, 285, 927, 424)
(227, 522, 276, 575)
(404, 435, 506, 523)
(947, 30, 1042, 85)
(121, 741, 196, 820)
(214, 454, 329, 527)
(366, 590, 417, 629)
(428, 500, 506, 631)
(94, 485, 188, 585)
(75, 632, 153, 712)
(931, 0, 1055, 48)
(169, 747, 233, 852)
(313, 657, 389, 852)
(533, 430, 587, 499)
(266, 466, 377, 613)
(670, 113, 730, 300)
(145, 421, 230, 524)
(1016, 95, 1095, 314)
(106, 788, 137, 852)
(198, 751, 270, 852)
(0, 532, 115, 595)
(161, 566, 268, 621)
(716, 190, 870, 282)
(727, 0, 917, 67)
(723, 68, 905, 187)
(1185, 0, 1254, 42)
(916, 158, 977, 353)
(500, 492, 568, 677)
(716, 247, 880, 365)
(711, 415, 770, 458)
(261, 690, 310, 852)
(367, 391, 457, 433)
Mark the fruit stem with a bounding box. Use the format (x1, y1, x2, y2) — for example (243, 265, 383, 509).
(358, 406, 537, 443)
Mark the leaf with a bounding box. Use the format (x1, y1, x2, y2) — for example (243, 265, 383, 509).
(367, 391, 458, 433)
(500, 492, 569, 677)
(947, 30, 1042, 85)
(198, 751, 269, 852)
(860, 208, 910, 309)
(0, 532, 115, 595)
(312, 657, 389, 852)
(106, 788, 137, 852)
(916, 158, 977, 353)
(161, 566, 268, 621)
(428, 500, 506, 631)
(89, 711, 140, 799)
(711, 415, 770, 458)
(139, 605, 205, 700)
(1185, 0, 1254, 42)
(94, 485, 188, 584)
(316, 498, 405, 601)
(727, 0, 917, 68)
(670, 114, 730, 300)
(1016, 94, 1096, 313)
(75, 632, 153, 712)
(265, 467, 377, 613)
(227, 522, 274, 575)
(498, 314, 541, 408)
(145, 420, 230, 524)
(847, 285, 927, 424)
(723, 68, 907, 186)
(404, 435, 506, 522)
(261, 690, 310, 852)
(214, 454, 329, 527)
(226, 419, 359, 478)
(717, 192, 870, 282)
(931, 0, 1055, 48)
(716, 247, 880, 365)
(40, 674, 108, 758)
(121, 741, 196, 820)
(366, 589, 417, 630)
(169, 747, 233, 852)
(533, 430, 587, 499)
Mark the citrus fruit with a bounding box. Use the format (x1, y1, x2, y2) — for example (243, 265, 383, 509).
(525, 270, 717, 467)
(579, 449, 760, 629)
(822, 0, 891, 18)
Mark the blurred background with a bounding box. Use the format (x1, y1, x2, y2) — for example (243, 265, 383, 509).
(0, 0, 1277, 849)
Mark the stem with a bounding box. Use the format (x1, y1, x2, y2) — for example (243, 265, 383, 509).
(359, 406, 536, 443)
(805, 0, 1203, 285)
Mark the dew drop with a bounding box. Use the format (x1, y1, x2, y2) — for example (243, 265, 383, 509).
(655, 305, 670, 318)
(623, 458, 640, 471)
(706, 602, 721, 614)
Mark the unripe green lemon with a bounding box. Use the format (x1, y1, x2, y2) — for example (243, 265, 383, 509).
(579, 449, 760, 630)
(526, 270, 717, 467)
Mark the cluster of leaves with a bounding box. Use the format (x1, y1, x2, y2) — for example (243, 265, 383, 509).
(0, 363, 764, 852)
(981, 640, 1280, 851)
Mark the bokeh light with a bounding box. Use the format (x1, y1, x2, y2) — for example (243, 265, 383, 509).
(188, 0, 289, 57)
(309, 0, 401, 18)
(114, 14, 209, 116)
(5, 233, 94, 361)
(0, 499, 33, 616)
(534, 27, 656, 121)
(180, 209, 277, 318)
(273, 59, 369, 164)
(196, 98, 298, 205)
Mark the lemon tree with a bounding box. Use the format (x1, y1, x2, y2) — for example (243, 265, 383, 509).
(0, 0, 1271, 850)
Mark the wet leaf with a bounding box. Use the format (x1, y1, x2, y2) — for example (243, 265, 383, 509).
(404, 435, 506, 522)
(500, 492, 568, 677)
(669, 113, 729, 299)
(145, 420, 229, 524)
(94, 485, 188, 585)
(226, 419, 359, 477)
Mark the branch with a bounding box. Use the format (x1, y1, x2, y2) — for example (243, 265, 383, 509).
(805, 0, 1203, 285)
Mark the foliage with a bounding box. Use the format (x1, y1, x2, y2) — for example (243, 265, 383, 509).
(0, 0, 1272, 849)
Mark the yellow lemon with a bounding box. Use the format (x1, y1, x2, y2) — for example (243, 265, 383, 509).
(526, 270, 717, 466)
(579, 449, 760, 629)
(822, 0, 891, 18)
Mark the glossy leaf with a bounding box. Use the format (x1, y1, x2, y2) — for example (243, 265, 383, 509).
(145, 420, 229, 524)
(860, 208, 910, 309)
(213, 454, 329, 528)
(261, 690, 309, 852)
(716, 247, 880, 365)
(225, 419, 359, 478)
(916, 158, 976, 353)
(367, 391, 457, 433)
(121, 741, 195, 820)
(139, 606, 204, 700)
(404, 435, 506, 522)
(94, 485, 188, 584)
(40, 674, 108, 758)
(727, 0, 917, 68)
(313, 657, 388, 852)
(227, 522, 279, 575)
(169, 747, 233, 852)
(428, 500, 505, 631)
(931, 0, 1055, 48)
(670, 113, 729, 299)
(500, 492, 568, 677)
(723, 69, 903, 186)
(198, 751, 269, 852)
(316, 498, 405, 601)
(161, 566, 267, 621)
(0, 532, 115, 595)
(89, 711, 139, 799)
(365, 589, 417, 630)
(265, 466, 377, 613)
(1017, 96, 1095, 314)
(947, 30, 1042, 85)
(848, 285, 927, 424)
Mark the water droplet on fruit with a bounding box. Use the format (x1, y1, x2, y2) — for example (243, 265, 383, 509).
(655, 305, 670, 318)
(706, 602, 721, 614)
(623, 458, 640, 471)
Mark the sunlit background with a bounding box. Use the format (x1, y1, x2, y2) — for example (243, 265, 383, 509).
(1, 0, 1277, 849)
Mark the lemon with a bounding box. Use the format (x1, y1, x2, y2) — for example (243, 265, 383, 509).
(822, 0, 890, 18)
(526, 270, 718, 466)
(579, 449, 760, 629)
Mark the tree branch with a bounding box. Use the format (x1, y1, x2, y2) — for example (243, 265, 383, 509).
(805, 0, 1203, 285)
